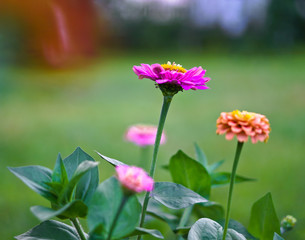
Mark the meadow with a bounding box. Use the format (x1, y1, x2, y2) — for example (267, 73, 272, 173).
(1, 50, 304, 239)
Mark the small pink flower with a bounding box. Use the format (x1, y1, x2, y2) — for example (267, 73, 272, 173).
(125, 124, 166, 147)
(216, 110, 271, 144)
(133, 61, 210, 91)
(116, 165, 154, 193)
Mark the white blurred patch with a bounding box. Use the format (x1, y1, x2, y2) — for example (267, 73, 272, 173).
(191, 0, 270, 36)
(125, 0, 189, 7)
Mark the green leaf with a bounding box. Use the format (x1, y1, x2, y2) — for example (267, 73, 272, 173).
(208, 160, 225, 173)
(63, 147, 99, 204)
(194, 143, 208, 167)
(194, 202, 225, 221)
(225, 229, 247, 240)
(151, 182, 208, 209)
(211, 172, 256, 188)
(88, 224, 107, 240)
(273, 233, 284, 240)
(187, 218, 246, 240)
(87, 177, 141, 239)
(8, 166, 56, 202)
(124, 227, 164, 239)
(169, 150, 211, 198)
(15, 220, 82, 240)
(248, 193, 281, 240)
(218, 220, 257, 240)
(59, 160, 99, 204)
(96, 151, 127, 167)
(52, 153, 68, 186)
(147, 206, 179, 230)
(31, 200, 88, 221)
(147, 210, 178, 223)
(45, 182, 64, 196)
(188, 218, 221, 239)
(193, 144, 224, 173)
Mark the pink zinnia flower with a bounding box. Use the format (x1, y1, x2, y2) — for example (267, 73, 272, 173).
(125, 124, 166, 147)
(216, 110, 271, 144)
(116, 165, 154, 193)
(133, 61, 210, 91)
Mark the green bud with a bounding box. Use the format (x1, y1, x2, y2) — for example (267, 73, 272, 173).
(158, 83, 183, 96)
(281, 215, 297, 232)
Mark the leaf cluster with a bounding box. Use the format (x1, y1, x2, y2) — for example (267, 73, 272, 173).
(9, 146, 285, 240)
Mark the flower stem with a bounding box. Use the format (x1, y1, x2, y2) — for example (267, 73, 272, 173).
(222, 141, 244, 240)
(178, 206, 193, 240)
(137, 95, 173, 240)
(107, 196, 129, 240)
(70, 218, 87, 240)
(149, 95, 172, 177)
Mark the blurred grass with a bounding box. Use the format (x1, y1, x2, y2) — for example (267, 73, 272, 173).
(1, 50, 305, 239)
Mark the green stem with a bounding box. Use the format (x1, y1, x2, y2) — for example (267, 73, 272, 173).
(178, 206, 193, 240)
(178, 206, 193, 228)
(149, 95, 172, 177)
(107, 196, 129, 240)
(137, 95, 173, 240)
(222, 141, 244, 240)
(70, 218, 87, 240)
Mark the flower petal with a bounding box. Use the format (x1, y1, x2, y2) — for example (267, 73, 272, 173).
(236, 133, 248, 142)
(133, 62, 210, 91)
(225, 131, 235, 140)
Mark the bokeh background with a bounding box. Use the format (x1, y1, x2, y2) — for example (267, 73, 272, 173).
(1, 0, 305, 239)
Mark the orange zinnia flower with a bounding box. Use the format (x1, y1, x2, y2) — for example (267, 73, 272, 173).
(216, 110, 270, 143)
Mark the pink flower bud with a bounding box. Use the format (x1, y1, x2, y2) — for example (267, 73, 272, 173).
(125, 124, 166, 147)
(116, 165, 154, 193)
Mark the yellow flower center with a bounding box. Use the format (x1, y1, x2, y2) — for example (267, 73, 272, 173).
(161, 61, 187, 73)
(232, 110, 255, 120)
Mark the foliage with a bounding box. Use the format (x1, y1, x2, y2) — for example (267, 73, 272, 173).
(87, 177, 141, 239)
(9, 145, 290, 240)
(248, 193, 281, 240)
(9, 147, 99, 222)
(15, 220, 83, 240)
(188, 218, 246, 240)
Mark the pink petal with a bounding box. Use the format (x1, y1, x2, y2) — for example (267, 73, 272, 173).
(242, 125, 253, 134)
(217, 127, 229, 134)
(152, 64, 164, 74)
(236, 133, 248, 142)
(251, 136, 259, 144)
(228, 121, 238, 127)
(255, 128, 263, 134)
(156, 79, 170, 84)
(257, 134, 267, 142)
(225, 131, 235, 140)
(181, 84, 194, 90)
(231, 126, 242, 133)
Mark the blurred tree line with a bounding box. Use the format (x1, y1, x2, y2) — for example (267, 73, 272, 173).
(1, 0, 305, 67)
(101, 0, 305, 52)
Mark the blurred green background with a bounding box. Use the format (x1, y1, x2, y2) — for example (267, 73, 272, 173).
(1, 0, 305, 239)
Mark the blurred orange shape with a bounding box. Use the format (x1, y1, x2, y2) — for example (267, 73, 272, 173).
(0, 0, 101, 67)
